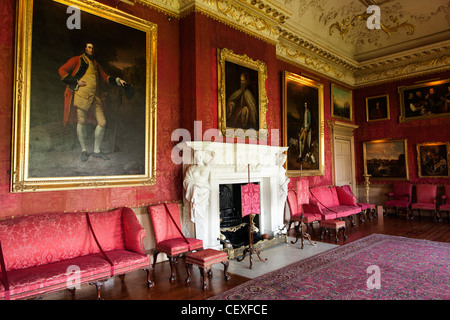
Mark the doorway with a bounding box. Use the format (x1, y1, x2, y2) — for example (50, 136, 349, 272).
(330, 121, 359, 192)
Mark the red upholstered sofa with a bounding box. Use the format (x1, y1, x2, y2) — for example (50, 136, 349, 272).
(307, 185, 361, 225)
(0, 207, 151, 300)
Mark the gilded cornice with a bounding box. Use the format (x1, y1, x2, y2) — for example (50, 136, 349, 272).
(354, 42, 450, 87)
(276, 40, 355, 86)
(131, 1, 449, 86)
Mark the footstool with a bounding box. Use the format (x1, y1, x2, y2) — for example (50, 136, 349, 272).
(319, 219, 347, 243)
(185, 249, 231, 289)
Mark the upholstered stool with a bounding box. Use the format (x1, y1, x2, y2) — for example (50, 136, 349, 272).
(185, 249, 231, 289)
(319, 219, 347, 243)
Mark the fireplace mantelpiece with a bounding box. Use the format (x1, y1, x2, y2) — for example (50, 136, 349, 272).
(179, 141, 289, 250)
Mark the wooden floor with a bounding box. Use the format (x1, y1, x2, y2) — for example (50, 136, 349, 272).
(44, 213, 450, 301)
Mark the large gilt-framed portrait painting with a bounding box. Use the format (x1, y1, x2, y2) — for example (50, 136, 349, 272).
(282, 71, 324, 177)
(398, 78, 450, 123)
(11, 0, 157, 192)
(363, 139, 409, 180)
(217, 48, 268, 140)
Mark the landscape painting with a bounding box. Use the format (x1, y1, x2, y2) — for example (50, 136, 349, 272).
(363, 139, 409, 180)
(331, 83, 352, 121)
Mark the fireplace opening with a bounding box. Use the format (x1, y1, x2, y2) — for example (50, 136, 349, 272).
(219, 183, 261, 248)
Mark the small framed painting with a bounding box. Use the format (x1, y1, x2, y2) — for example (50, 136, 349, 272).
(331, 83, 352, 121)
(366, 94, 390, 122)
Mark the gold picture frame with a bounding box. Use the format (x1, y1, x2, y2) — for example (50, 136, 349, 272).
(11, 0, 157, 192)
(366, 94, 390, 122)
(398, 78, 450, 123)
(217, 48, 268, 140)
(331, 83, 353, 122)
(363, 139, 409, 180)
(416, 142, 449, 178)
(282, 71, 325, 177)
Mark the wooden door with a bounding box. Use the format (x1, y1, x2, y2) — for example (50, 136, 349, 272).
(334, 137, 354, 189)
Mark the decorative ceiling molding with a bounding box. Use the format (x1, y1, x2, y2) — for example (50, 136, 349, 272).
(132, 0, 449, 86)
(354, 41, 450, 86)
(276, 40, 355, 86)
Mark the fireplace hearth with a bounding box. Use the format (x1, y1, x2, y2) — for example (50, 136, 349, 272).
(180, 141, 289, 252)
(219, 184, 262, 249)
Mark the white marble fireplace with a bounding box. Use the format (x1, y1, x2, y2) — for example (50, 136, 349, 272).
(179, 141, 289, 250)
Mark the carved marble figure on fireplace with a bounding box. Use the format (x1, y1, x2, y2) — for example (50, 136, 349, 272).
(183, 150, 215, 242)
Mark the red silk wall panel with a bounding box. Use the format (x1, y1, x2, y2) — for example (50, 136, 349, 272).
(354, 70, 450, 185)
(276, 60, 337, 189)
(0, 0, 182, 218)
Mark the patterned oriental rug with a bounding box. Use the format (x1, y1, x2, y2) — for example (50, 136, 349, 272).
(209, 234, 450, 300)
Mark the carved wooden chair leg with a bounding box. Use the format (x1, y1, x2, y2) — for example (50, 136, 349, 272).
(200, 267, 207, 289)
(67, 287, 76, 299)
(144, 268, 154, 287)
(168, 256, 178, 281)
(185, 263, 192, 284)
(152, 250, 160, 269)
(222, 261, 231, 281)
(319, 227, 325, 240)
(89, 280, 106, 300)
(349, 215, 356, 226)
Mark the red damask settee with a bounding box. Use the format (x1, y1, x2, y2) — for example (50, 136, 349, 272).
(307, 185, 362, 225)
(0, 207, 151, 300)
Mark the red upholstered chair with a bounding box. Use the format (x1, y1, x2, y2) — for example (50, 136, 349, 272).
(384, 182, 412, 219)
(411, 184, 438, 221)
(341, 185, 376, 221)
(148, 203, 203, 281)
(287, 179, 321, 249)
(438, 185, 450, 222)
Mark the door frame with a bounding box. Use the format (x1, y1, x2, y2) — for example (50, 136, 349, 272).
(329, 120, 359, 191)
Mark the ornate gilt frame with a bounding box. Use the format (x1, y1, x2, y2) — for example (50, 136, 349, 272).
(282, 71, 325, 177)
(331, 83, 353, 122)
(11, 0, 158, 192)
(416, 142, 450, 179)
(398, 78, 450, 123)
(366, 94, 390, 122)
(217, 48, 268, 140)
(363, 139, 409, 180)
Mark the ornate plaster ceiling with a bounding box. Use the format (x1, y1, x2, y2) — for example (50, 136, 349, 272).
(279, 0, 450, 62)
(137, 0, 450, 85)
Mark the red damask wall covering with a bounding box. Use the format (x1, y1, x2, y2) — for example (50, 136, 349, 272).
(0, 0, 448, 219)
(354, 70, 450, 186)
(0, 0, 183, 218)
